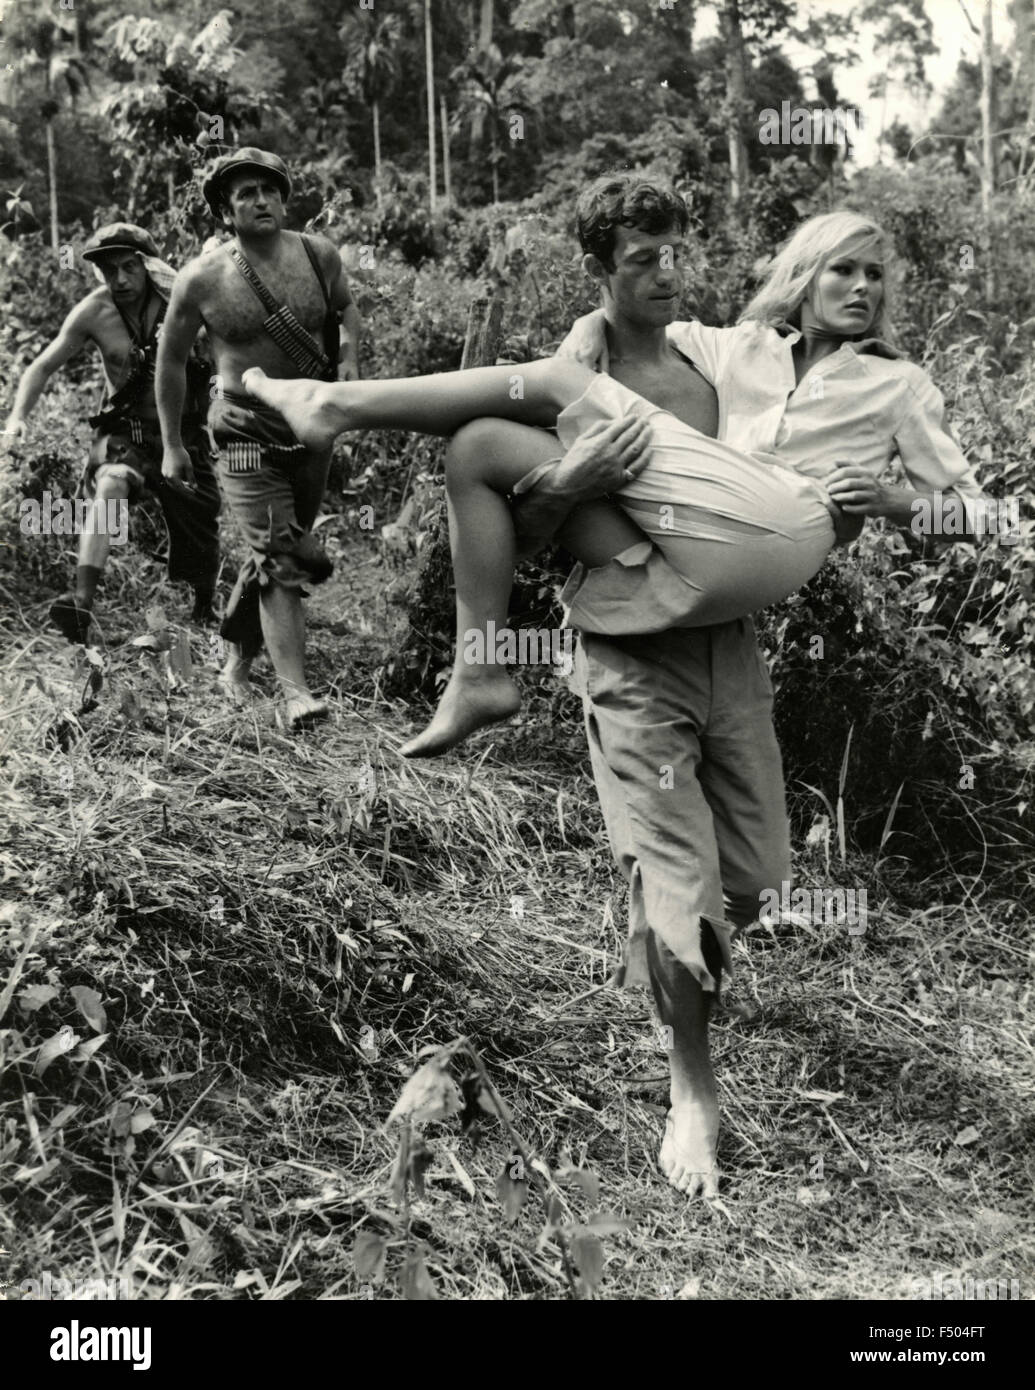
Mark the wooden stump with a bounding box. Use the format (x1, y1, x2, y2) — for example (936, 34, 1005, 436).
(460, 296, 505, 370)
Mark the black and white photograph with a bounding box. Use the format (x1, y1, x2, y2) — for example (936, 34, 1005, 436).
(0, 0, 1031, 1341)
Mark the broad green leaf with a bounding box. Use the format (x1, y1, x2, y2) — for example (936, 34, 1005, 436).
(407, 1137, 434, 1198)
(400, 1248, 437, 1301)
(70, 985, 106, 1033)
(73, 1034, 108, 1063)
(353, 1230, 387, 1283)
(18, 984, 59, 1013)
(586, 1212, 633, 1236)
(35, 1025, 79, 1077)
(387, 1059, 462, 1124)
(496, 1157, 528, 1223)
(572, 1231, 604, 1291)
(557, 1165, 600, 1205)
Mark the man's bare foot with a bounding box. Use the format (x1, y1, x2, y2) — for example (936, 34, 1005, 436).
(284, 692, 329, 731)
(659, 1100, 720, 1199)
(50, 594, 94, 645)
(400, 671, 521, 758)
(241, 367, 348, 451)
(217, 654, 253, 707)
(217, 674, 252, 707)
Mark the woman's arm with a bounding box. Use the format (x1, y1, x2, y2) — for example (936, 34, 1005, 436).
(827, 371, 986, 542)
(825, 468, 927, 525)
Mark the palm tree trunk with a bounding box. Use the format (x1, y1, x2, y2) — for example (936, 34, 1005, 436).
(478, 0, 494, 52)
(469, 0, 494, 154)
(719, 0, 749, 209)
(980, 0, 996, 299)
(46, 117, 59, 251)
(491, 120, 499, 205)
(440, 93, 452, 204)
(1015, 0, 1035, 183)
(373, 99, 382, 208)
(425, 0, 437, 214)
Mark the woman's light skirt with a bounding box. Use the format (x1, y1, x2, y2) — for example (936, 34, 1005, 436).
(556, 375, 835, 631)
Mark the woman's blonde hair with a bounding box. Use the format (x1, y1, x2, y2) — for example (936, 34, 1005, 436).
(739, 210, 896, 341)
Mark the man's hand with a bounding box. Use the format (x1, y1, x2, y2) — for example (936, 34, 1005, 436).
(830, 504, 866, 547)
(510, 415, 651, 550)
(825, 465, 890, 515)
(552, 416, 651, 502)
(162, 444, 196, 493)
(2, 418, 27, 454)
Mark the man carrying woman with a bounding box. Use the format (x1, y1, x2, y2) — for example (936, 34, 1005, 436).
(243, 177, 985, 1196)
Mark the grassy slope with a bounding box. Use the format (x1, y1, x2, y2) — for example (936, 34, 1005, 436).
(1, 530, 1033, 1302)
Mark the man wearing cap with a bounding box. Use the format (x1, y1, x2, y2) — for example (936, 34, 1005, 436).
(156, 148, 361, 728)
(4, 223, 221, 642)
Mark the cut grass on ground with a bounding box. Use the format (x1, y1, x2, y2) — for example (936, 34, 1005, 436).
(1, 538, 1033, 1301)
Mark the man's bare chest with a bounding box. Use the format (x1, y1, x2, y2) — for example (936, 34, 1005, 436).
(612, 356, 719, 438)
(90, 306, 150, 388)
(201, 248, 325, 345)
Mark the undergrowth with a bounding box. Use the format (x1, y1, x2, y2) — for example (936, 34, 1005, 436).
(1, 537, 1032, 1301)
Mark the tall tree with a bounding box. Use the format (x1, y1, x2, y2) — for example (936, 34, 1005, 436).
(425, 0, 437, 213)
(713, 0, 795, 211)
(468, 0, 495, 154)
(99, 11, 274, 218)
(342, 10, 402, 207)
(8, 11, 89, 250)
(858, 0, 935, 153)
(719, 0, 749, 207)
(980, 0, 997, 298)
(450, 42, 524, 205)
(980, 0, 997, 222)
(1012, 0, 1035, 186)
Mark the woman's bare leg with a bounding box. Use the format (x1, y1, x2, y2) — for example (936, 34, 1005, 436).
(401, 419, 647, 758)
(241, 359, 595, 450)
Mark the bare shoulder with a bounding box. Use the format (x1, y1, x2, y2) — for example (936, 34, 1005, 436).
(73, 286, 112, 324)
(175, 245, 229, 302)
(63, 287, 113, 342)
(303, 231, 343, 274)
(301, 231, 352, 310)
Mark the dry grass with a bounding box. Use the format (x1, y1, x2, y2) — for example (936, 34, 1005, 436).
(1, 536, 1033, 1302)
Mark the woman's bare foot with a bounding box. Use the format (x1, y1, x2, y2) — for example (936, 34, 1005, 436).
(659, 1099, 720, 1199)
(241, 367, 350, 451)
(400, 670, 521, 758)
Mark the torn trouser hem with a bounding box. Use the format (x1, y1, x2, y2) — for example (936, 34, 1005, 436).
(614, 896, 738, 996)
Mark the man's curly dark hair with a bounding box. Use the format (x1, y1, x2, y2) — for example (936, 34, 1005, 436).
(575, 175, 690, 270)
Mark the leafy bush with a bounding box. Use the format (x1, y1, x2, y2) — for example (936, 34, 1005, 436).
(759, 332, 1033, 893)
(0, 233, 93, 371)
